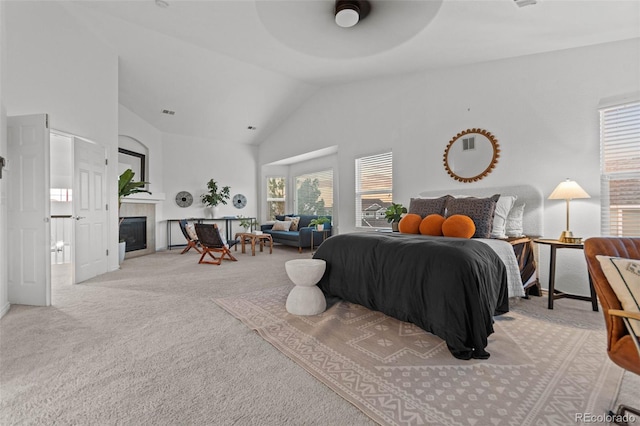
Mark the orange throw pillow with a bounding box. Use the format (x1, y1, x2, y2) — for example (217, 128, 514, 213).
(398, 213, 422, 234)
(442, 215, 476, 239)
(419, 214, 445, 236)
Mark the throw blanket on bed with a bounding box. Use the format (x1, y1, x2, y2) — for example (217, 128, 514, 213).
(313, 233, 509, 360)
(477, 238, 525, 298)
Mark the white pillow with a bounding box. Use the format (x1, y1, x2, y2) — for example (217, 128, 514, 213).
(271, 220, 292, 231)
(491, 195, 517, 239)
(596, 256, 640, 336)
(505, 202, 525, 237)
(218, 229, 229, 247)
(186, 224, 198, 241)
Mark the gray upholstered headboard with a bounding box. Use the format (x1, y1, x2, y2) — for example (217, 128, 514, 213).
(417, 184, 544, 237)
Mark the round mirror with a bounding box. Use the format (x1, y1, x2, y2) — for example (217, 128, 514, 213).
(443, 128, 500, 183)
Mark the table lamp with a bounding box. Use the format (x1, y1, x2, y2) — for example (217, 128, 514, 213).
(548, 179, 590, 242)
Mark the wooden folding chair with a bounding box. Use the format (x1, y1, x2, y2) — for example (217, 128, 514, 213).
(194, 223, 238, 265)
(178, 219, 202, 254)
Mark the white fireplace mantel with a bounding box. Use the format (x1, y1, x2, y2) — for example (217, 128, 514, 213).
(121, 193, 166, 204)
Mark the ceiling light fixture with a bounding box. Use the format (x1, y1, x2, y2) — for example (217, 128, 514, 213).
(335, 0, 370, 28)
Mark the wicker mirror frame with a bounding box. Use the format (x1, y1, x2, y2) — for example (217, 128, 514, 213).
(443, 128, 500, 183)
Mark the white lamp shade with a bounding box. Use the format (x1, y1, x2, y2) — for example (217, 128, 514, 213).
(335, 8, 359, 27)
(548, 179, 591, 200)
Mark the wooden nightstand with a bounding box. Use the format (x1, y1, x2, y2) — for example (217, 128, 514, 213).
(534, 239, 599, 311)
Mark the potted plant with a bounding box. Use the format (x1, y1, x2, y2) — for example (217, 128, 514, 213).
(201, 178, 230, 218)
(118, 169, 151, 263)
(238, 217, 251, 231)
(309, 216, 331, 231)
(384, 203, 407, 232)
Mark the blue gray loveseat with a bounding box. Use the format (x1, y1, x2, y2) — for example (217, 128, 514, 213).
(261, 215, 332, 252)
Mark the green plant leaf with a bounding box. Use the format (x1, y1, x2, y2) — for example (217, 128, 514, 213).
(201, 179, 231, 207)
(118, 169, 151, 208)
(384, 203, 406, 223)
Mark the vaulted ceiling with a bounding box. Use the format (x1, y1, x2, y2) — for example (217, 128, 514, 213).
(61, 0, 640, 145)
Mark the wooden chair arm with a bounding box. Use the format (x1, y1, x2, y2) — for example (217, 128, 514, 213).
(609, 309, 640, 322)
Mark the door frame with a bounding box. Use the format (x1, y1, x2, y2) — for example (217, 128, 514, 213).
(51, 129, 109, 284)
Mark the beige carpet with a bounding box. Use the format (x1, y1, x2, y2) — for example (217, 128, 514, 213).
(215, 286, 624, 426)
(1, 248, 373, 425)
(1, 248, 637, 425)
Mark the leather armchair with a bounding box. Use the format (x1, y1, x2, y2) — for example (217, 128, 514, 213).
(584, 237, 640, 419)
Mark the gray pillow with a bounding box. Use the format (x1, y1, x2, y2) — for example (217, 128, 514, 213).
(408, 195, 452, 218)
(445, 194, 500, 238)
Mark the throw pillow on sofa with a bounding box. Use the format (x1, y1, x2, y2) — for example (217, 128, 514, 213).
(285, 216, 301, 231)
(272, 220, 292, 231)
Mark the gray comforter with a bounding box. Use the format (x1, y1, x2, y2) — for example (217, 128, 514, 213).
(313, 232, 509, 360)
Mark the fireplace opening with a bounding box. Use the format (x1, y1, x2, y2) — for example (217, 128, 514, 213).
(120, 216, 147, 252)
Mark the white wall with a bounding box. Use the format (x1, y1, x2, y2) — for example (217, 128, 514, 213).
(161, 132, 258, 249)
(4, 2, 120, 278)
(0, 0, 9, 317)
(259, 39, 640, 297)
(119, 106, 164, 192)
(119, 106, 257, 250)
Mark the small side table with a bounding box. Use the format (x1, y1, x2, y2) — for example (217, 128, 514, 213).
(285, 259, 327, 316)
(534, 239, 598, 311)
(234, 232, 273, 256)
(311, 229, 330, 251)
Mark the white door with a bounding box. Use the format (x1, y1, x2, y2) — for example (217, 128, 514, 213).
(7, 114, 51, 306)
(73, 137, 108, 283)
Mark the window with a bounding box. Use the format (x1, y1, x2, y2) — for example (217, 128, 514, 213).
(266, 177, 286, 220)
(355, 151, 393, 228)
(600, 101, 640, 236)
(50, 188, 72, 202)
(295, 170, 333, 216)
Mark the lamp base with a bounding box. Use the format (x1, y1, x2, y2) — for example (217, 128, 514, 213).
(558, 230, 574, 242)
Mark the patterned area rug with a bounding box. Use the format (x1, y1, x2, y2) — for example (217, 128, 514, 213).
(214, 286, 623, 426)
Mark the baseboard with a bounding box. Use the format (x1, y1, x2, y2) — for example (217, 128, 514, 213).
(0, 301, 10, 319)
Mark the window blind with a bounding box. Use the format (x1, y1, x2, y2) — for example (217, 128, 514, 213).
(600, 101, 640, 237)
(355, 152, 393, 228)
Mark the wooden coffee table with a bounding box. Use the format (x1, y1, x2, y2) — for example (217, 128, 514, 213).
(234, 232, 273, 256)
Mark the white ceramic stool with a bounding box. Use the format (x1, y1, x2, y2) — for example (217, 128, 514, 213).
(285, 259, 327, 316)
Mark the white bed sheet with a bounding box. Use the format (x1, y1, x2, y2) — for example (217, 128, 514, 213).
(478, 238, 525, 298)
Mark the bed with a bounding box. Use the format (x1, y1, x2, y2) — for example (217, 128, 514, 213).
(313, 185, 543, 360)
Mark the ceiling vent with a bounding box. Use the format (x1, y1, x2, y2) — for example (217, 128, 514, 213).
(514, 0, 537, 7)
(161, 109, 175, 115)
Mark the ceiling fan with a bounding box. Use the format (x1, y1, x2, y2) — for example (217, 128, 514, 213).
(334, 0, 371, 28)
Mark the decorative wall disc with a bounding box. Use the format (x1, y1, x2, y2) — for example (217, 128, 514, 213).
(233, 193, 247, 209)
(175, 191, 193, 207)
